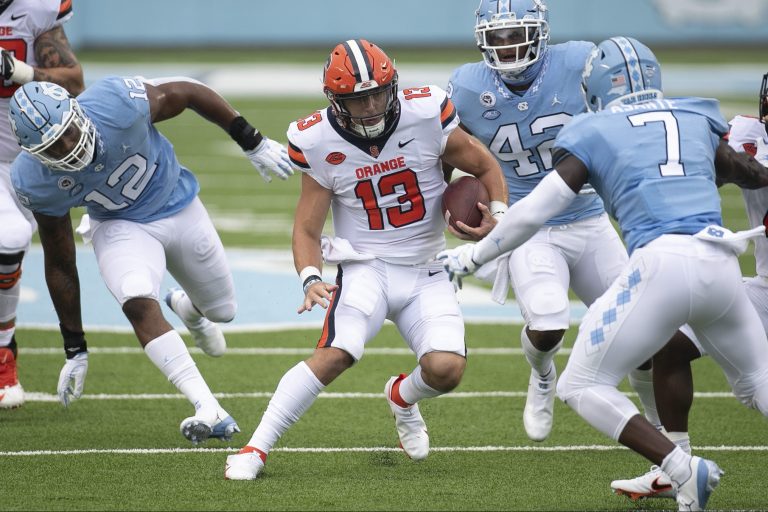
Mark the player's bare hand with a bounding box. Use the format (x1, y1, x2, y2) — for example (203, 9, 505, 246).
(448, 202, 495, 241)
(298, 281, 338, 314)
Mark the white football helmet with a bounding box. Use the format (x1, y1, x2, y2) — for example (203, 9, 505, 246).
(475, 0, 550, 82)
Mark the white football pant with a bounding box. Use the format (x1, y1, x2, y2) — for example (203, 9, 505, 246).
(558, 234, 768, 440)
(317, 258, 465, 362)
(88, 197, 236, 322)
(508, 213, 627, 331)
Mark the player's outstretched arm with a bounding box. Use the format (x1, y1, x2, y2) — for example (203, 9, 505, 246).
(293, 173, 337, 314)
(715, 139, 768, 189)
(0, 26, 84, 95)
(32, 25, 84, 95)
(34, 211, 88, 407)
(144, 78, 292, 182)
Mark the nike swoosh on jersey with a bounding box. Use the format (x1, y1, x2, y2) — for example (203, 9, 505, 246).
(398, 138, 415, 148)
(428, 270, 442, 277)
(10, 13, 27, 20)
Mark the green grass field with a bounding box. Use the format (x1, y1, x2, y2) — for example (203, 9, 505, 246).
(4, 325, 768, 511)
(3, 49, 768, 511)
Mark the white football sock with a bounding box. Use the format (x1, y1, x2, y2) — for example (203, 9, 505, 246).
(0, 261, 21, 345)
(397, 365, 442, 405)
(660, 446, 692, 488)
(144, 331, 219, 416)
(173, 291, 203, 324)
(628, 367, 661, 428)
(521, 328, 561, 378)
(0, 327, 13, 347)
(666, 431, 691, 455)
(247, 361, 324, 453)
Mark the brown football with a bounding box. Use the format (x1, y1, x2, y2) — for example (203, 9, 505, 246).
(441, 176, 490, 231)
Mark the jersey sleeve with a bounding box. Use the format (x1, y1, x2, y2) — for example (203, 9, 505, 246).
(552, 113, 595, 169)
(57, 0, 73, 21)
(79, 77, 149, 131)
(726, 115, 765, 154)
(286, 119, 333, 190)
(10, 154, 77, 217)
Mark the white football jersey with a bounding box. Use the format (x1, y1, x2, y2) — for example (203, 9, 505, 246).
(728, 115, 768, 277)
(288, 85, 459, 265)
(0, 0, 73, 161)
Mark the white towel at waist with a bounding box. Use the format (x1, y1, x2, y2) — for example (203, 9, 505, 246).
(320, 235, 376, 265)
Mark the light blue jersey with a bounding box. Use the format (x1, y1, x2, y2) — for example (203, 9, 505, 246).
(12, 76, 198, 221)
(448, 41, 604, 224)
(555, 97, 728, 253)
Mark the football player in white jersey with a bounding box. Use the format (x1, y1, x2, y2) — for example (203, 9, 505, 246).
(9, 76, 292, 442)
(610, 72, 768, 503)
(0, 0, 83, 409)
(224, 39, 507, 480)
(439, 38, 768, 510)
(444, 0, 663, 443)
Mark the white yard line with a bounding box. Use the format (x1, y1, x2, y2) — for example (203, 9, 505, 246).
(2, 445, 765, 457)
(22, 390, 735, 402)
(18, 346, 560, 355)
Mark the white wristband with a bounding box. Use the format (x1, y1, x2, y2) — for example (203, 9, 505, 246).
(489, 200, 508, 219)
(299, 266, 322, 283)
(10, 58, 33, 84)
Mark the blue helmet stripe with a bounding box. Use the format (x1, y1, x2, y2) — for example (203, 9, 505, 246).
(610, 36, 644, 93)
(15, 88, 47, 130)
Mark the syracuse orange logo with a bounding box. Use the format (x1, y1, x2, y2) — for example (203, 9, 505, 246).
(326, 152, 346, 165)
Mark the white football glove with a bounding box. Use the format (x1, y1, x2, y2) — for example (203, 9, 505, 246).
(0, 48, 33, 83)
(245, 137, 294, 183)
(756, 138, 768, 168)
(436, 243, 479, 289)
(57, 352, 88, 408)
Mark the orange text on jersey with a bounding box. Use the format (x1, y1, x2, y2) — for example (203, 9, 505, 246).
(354, 156, 406, 180)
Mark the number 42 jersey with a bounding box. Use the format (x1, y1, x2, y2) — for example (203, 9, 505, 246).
(287, 85, 459, 265)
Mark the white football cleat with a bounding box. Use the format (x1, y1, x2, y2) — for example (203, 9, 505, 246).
(523, 365, 557, 442)
(165, 288, 226, 357)
(611, 465, 676, 501)
(225, 447, 266, 480)
(674, 456, 723, 511)
(385, 375, 429, 461)
(0, 347, 24, 409)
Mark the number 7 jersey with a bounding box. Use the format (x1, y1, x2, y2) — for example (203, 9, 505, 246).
(287, 85, 459, 265)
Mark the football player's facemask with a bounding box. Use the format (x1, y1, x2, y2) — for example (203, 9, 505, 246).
(581, 36, 663, 113)
(760, 72, 768, 136)
(323, 39, 399, 139)
(475, 0, 549, 84)
(9, 81, 96, 172)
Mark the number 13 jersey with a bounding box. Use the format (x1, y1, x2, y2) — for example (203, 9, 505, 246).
(287, 85, 459, 265)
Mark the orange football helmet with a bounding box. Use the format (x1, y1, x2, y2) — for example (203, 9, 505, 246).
(323, 39, 399, 139)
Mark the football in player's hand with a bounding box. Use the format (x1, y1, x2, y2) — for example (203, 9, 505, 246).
(441, 176, 490, 231)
